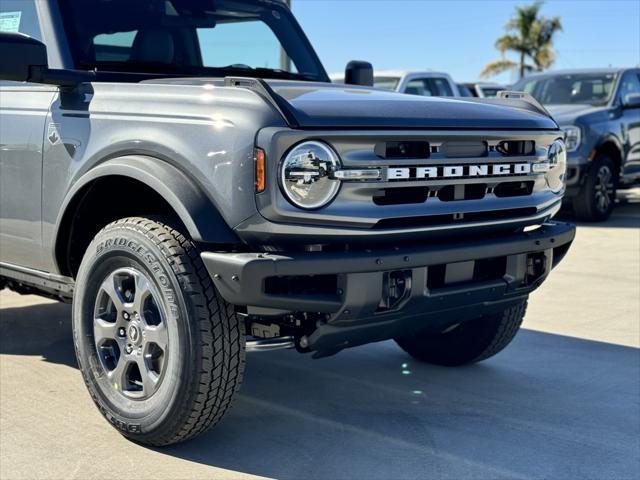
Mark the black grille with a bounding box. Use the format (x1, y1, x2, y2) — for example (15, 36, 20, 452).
(438, 184, 487, 202)
(440, 141, 488, 158)
(374, 207, 537, 229)
(373, 187, 429, 206)
(496, 140, 535, 156)
(494, 181, 534, 198)
(375, 141, 430, 159)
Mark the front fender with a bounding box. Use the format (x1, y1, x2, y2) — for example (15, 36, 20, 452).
(54, 155, 239, 248)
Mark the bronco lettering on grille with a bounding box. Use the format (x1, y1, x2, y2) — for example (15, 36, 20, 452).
(385, 163, 531, 181)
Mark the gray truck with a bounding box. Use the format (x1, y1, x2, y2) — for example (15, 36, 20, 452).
(513, 69, 640, 221)
(0, 0, 575, 446)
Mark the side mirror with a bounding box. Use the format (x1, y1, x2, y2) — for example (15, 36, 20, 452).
(344, 60, 373, 87)
(0, 31, 94, 86)
(622, 93, 640, 109)
(0, 31, 48, 82)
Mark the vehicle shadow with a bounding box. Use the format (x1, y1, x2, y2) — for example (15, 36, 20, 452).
(1, 300, 637, 479)
(0, 300, 77, 369)
(159, 333, 639, 480)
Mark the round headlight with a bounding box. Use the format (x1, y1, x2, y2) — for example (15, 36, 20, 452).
(280, 141, 341, 209)
(547, 139, 567, 193)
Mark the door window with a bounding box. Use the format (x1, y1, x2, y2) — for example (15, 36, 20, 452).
(431, 77, 454, 96)
(617, 71, 640, 104)
(405, 78, 453, 97)
(405, 79, 434, 96)
(94, 31, 138, 62)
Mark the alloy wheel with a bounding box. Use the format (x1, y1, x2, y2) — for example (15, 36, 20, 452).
(594, 165, 614, 213)
(93, 267, 169, 400)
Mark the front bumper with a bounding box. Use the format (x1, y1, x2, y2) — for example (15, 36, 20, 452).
(202, 221, 575, 352)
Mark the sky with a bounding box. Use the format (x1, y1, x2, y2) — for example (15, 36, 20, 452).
(291, 0, 640, 84)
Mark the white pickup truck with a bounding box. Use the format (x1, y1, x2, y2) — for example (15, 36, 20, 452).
(332, 69, 462, 97)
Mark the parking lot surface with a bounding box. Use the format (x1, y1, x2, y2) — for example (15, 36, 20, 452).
(1, 197, 639, 480)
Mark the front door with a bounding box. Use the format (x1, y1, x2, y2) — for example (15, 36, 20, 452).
(616, 70, 640, 183)
(0, 0, 56, 268)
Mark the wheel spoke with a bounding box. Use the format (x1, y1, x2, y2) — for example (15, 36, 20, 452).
(94, 318, 119, 345)
(100, 274, 126, 312)
(108, 355, 131, 390)
(133, 273, 152, 314)
(143, 325, 168, 351)
(136, 355, 159, 396)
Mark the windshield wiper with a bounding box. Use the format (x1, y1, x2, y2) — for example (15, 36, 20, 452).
(218, 65, 318, 82)
(77, 61, 320, 82)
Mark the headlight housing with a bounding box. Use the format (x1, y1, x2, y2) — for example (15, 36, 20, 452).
(547, 139, 567, 193)
(561, 125, 581, 152)
(280, 141, 341, 209)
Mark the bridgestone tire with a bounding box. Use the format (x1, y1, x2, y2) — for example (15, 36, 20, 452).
(73, 217, 245, 446)
(572, 154, 617, 222)
(395, 300, 527, 366)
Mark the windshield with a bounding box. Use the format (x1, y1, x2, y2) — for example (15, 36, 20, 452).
(514, 73, 618, 106)
(479, 87, 502, 98)
(457, 84, 474, 97)
(374, 77, 400, 90)
(56, 0, 328, 81)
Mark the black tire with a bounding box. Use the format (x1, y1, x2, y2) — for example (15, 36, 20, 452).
(73, 217, 245, 446)
(395, 300, 527, 366)
(572, 154, 617, 222)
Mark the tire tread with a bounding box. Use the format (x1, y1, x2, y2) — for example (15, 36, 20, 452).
(78, 217, 244, 446)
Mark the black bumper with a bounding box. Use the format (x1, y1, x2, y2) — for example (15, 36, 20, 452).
(201, 221, 575, 353)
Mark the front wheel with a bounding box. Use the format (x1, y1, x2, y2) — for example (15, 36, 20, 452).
(572, 154, 617, 222)
(73, 217, 245, 446)
(395, 300, 527, 366)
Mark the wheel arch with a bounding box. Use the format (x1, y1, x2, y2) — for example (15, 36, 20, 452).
(594, 135, 623, 179)
(54, 155, 239, 277)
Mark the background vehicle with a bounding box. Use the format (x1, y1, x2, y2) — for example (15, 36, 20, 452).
(457, 83, 475, 97)
(0, 0, 574, 446)
(464, 82, 508, 98)
(513, 68, 640, 221)
(333, 69, 462, 97)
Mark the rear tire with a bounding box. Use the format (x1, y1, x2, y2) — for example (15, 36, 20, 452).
(572, 154, 617, 222)
(395, 300, 527, 366)
(73, 217, 245, 446)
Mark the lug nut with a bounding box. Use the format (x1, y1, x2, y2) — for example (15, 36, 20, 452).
(123, 312, 130, 321)
(125, 345, 133, 354)
(118, 327, 126, 337)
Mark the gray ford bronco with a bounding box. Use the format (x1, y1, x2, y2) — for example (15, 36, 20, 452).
(0, 0, 575, 446)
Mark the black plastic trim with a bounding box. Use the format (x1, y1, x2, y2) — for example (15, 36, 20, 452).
(202, 221, 575, 313)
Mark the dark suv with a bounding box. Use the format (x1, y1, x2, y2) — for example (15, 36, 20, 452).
(513, 68, 640, 221)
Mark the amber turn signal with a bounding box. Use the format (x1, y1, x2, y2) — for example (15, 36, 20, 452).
(255, 148, 266, 193)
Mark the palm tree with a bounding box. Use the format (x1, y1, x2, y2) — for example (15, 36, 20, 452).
(481, 1, 562, 80)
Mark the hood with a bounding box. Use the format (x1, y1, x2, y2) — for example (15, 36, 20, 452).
(144, 77, 557, 130)
(545, 104, 606, 125)
(265, 81, 557, 130)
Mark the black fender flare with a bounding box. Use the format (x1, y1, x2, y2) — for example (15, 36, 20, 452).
(589, 133, 624, 177)
(54, 155, 239, 253)
(595, 133, 624, 157)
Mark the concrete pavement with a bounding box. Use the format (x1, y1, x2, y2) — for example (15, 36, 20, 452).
(1, 199, 639, 480)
